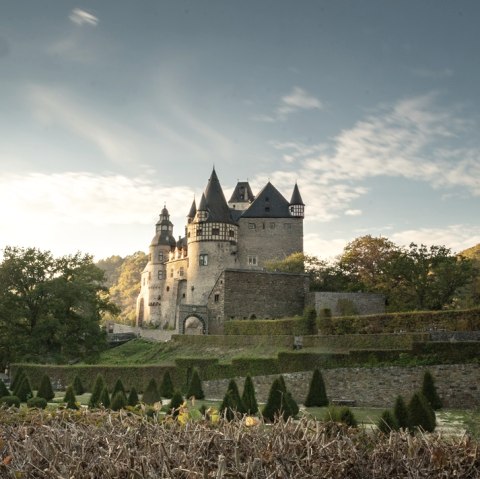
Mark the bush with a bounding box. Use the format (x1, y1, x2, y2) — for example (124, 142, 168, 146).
(73, 375, 85, 395)
(0, 379, 9, 397)
(112, 379, 126, 398)
(241, 375, 258, 415)
(303, 306, 318, 335)
(377, 410, 399, 434)
(220, 379, 246, 420)
(127, 387, 139, 407)
(37, 374, 55, 401)
(16, 376, 33, 402)
(422, 371, 442, 410)
(408, 392, 436, 433)
(63, 385, 78, 410)
(160, 371, 174, 399)
(0, 395, 20, 408)
(111, 391, 127, 411)
(142, 378, 161, 405)
(89, 374, 106, 408)
(100, 387, 111, 408)
(393, 395, 409, 430)
(27, 397, 47, 409)
(169, 390, 184, 417)
(186, 369, 204, 400)
(304, 369, 328, 407)
(263, 377, 293, 422)
(325, 406, 357, 428)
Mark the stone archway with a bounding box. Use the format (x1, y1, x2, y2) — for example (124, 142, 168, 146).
(183, 315, 206, 335)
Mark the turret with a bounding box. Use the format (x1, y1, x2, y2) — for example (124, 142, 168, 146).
(289, 183, 305, 218)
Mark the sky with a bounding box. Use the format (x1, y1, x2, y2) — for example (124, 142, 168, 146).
(1, 1, 480, 261)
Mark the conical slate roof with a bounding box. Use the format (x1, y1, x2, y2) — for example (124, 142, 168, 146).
(202, 169, 235, 224)
(241, 182, 291, 218)
(228, 181, 255, 204)
(290, 183, 304, 205)
(187, 198, 197, 218)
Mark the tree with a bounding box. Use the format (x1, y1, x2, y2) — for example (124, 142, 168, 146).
(220, 379, 246, 419)
(186, 369, 204, 400)
(16, 376, 33, 402)
(0, 379, 10, 397)
(100, 387, 111, 408)
(169, 390, 184, 417)
(37, 374, 55, 401)
(11, 368, 26, 394)
(73, 375, 85, 395)
(89, 374, 106, 408)
(112, 379, 126, 398)
(111, 391, 127, 411)
(142, 378, 161, 405)
(393, 395, 409, 430)
(160, 371, 174, 399)
(408, 392, 436, 433)
(241, 375, 258, 415)
(422, 371, 442, 410)
(263, 377, 293, 422)
(377, 410, 399, 434)
(304, 369, 328, 407)
(0, 246, 117, 365)
(127, 387, 139, 406)
(63, 385, 78, 409)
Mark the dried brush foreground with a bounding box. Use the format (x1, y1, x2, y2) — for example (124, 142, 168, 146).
(1, 408, 479, 478)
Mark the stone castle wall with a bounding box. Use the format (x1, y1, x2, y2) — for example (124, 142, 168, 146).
(202, 363, 480, 409)
(308, 291, 386, 317)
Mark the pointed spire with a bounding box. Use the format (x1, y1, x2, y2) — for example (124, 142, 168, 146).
(187, 198, 197, 218)
(202, 168, 235, 224)
(198, 193, 207, 211)
(290, 183, 304, 205)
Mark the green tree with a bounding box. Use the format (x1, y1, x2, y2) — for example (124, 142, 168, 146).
(377, 410, 399, 434)
(142, 378, 161, 405)
(408, 392, 436, 433)
(241, 375, 258, 415)
(36, 374, 55, 401)
(160, 371, 174, 399)
(100, 386, 110, 408)
(393, 395, 409, 430)
(186, 369, 204, 400)
(63, 385, 78, 409)
(112, 378, 126, 398)
(127, 387, 139, 406)
(0, 379, 9, 397)
(73, 375, 85, 395)
(263, 377, 292, 422)
(89, 374, 106, 408)
(16, 376, 33, 402)
(220, 379, 246, 419)
(421, 371, 442, 410)
(11, 368, 26, 393)
(111, 391, 127, 411)
(304, 369, 328, 407)
(169, 390, 184, 417)
(0, 247, 117, 365)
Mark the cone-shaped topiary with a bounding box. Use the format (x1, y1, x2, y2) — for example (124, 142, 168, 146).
(304, 369, 328, 407)
(128, 387, 139, 407)
(160, 371, 174, 399)
(0, 379, 9, 397)
(27, 397, 47, 409)
(100, 386, 110, 408)
(408, 392, 436, 433)
(394, 395, 409, 430)
(219, 390, 238, 421)
(422, 371, 442, 410)
(112, 379, 126, 398)
(11, 368, 25, 394)
(186, 369, 205, 400)
(111, 391, 127, 411)
(64, 385, 78, 410)
(142, 378, 161, 405)
(16, 376, 33, 402)
(37, 374, 55, 401)
(377, 410, 399, 434)
(73, 375, 85, 395)
(263, 377, 289, 422)
(89, 374, 106, 408)
(241, 375, 258, 415)
(220, 379, 246, 416)
(169, 390, 184, 417)
(285, 391, 299, 418)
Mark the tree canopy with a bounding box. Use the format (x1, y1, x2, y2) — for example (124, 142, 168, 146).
(0, 246, 117, 366)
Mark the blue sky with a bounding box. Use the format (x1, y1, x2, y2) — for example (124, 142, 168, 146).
(1, 1, 480, 260)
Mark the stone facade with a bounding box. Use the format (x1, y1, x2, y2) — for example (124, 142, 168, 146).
(308, 291, 386, 317)
(136, 168, 306, 334)
(202, 363, 480, 409)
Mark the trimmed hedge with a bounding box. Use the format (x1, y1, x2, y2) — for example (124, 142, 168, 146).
(224, 318, 305, 336)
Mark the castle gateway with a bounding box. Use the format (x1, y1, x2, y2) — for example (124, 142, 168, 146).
(135, 168, 308, 334)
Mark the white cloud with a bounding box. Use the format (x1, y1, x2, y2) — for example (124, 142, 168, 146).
(345, 209, 362, 216)
(69, 8, 99, 27)
(253, 86, 323, 122)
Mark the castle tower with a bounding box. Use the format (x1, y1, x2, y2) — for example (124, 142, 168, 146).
(289, 183, 305, 218)
(186, 168, 239, 304)
(228, 181, 255, 211)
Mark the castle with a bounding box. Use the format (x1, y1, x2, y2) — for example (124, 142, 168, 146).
(135, 168, 309, 334)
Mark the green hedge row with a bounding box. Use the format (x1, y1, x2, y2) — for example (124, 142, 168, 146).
(411, 342, 480, 363)
(172, 334, 293, 348)
(322, 308, 480, 335)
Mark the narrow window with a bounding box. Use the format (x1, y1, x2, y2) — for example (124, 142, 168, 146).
(158, 270, 163, 280)
(158, 252, 164, 261)
(248, 223, 256, 229)
(248, 255, 257, 266)
(228, 229, 235, 237)
(179, 267, 184, 277)
(170, 269, 173, 278)
(196, 228, 203, 236)
(199, 254, 208, 266)
(214, 293, 220, 303)
(212, 227, 220, 235)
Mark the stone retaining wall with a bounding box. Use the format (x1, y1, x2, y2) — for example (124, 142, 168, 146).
(202, 364, 480, 409)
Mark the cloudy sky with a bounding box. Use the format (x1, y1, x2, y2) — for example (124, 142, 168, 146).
(1, 1, 480, 260)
